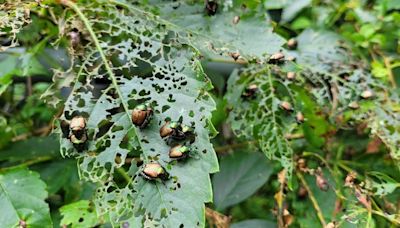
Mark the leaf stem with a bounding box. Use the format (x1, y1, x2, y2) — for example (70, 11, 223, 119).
(296, 171, 327, 227)
(62, 1, 130, 115)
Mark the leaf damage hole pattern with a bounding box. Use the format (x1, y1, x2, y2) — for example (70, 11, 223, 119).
(59, 2, 218, 227)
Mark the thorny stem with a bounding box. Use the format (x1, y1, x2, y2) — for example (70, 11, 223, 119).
(296, 171, 327, 227)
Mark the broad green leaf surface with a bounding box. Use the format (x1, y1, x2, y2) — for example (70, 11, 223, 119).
(212, 152, 273, 210)
(59, 1, 218, 226)
(60, 200, 98, 228)
(231, 219, 276, 228)
(0, 168, 52, 228)
(0, 135, 60, 163)
(280, 0, 312, 23)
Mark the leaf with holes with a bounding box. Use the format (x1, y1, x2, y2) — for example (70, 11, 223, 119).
(292, 29, 382, 111)
(226, 66, 295, 184)
(57, 1, 218, 226)
(0, 168, 52, 227)
(60, 200, 98, 228)
(146, 0, 286, 60)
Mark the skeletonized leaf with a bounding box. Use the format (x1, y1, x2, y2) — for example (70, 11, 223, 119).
(226, 66, 294, 184)
(58, 1, 218, 226)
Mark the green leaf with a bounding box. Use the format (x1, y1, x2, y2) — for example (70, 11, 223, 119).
(0, 135, 60, 163)
(58, 1, 218, 226)
(60, 200, 98, 228)
(231, 219, 276, 228)
(35, 159, 77, 195)
(281, 0, 312, 23)
(151, 1, 285, 60)
(212, 152, 273, 210)
(366, 172, 400, 196)
(226, 66, 294, 184)
(293, 29, 380, 110)
(0, 168, 52, 227)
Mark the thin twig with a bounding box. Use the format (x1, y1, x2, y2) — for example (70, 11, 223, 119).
(26, 76, 32, 96)
(296, 171, 327, 227)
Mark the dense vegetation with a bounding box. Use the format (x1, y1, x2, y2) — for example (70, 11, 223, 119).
(0, 0, 399, 227)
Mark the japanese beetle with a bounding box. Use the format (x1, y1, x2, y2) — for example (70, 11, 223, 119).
(131, 104, 153, 128)
(268, 52, 285, 64)
(70, 116, 86, 139)
(286, 56, 296, 61)
(229, 52, 240, 61)
(280, 101, 293, 112)
(316, 173, 329, 191)
(169, 145, 190, 160)
(295, 112, 304, 123)
(361, 90, 373, 99)
(70, 134, 88, 151)
(348, 101, 359, 109)
(241, 84, 258, 99)
(287, 38, 297, 49)
(286, 72, 296, 80)
(160, 121, 179, 138)
(232, 16, 240, 24)
(68, 31, 80, 48)
(141, 162, 168, 181)
(160, 121, 195, 143)
(68, 116, 88, 152)
(205, 0, 218, 16)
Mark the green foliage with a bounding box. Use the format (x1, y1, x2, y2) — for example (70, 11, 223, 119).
(0, 168, 52, 227)
(60, 200, 98, 228)
(226, 66, 294, 184)
(212, 152, 273, 210)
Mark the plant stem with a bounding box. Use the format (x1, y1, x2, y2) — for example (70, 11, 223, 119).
(296, 171, 327, 227)
(0, 156, 53, 172)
